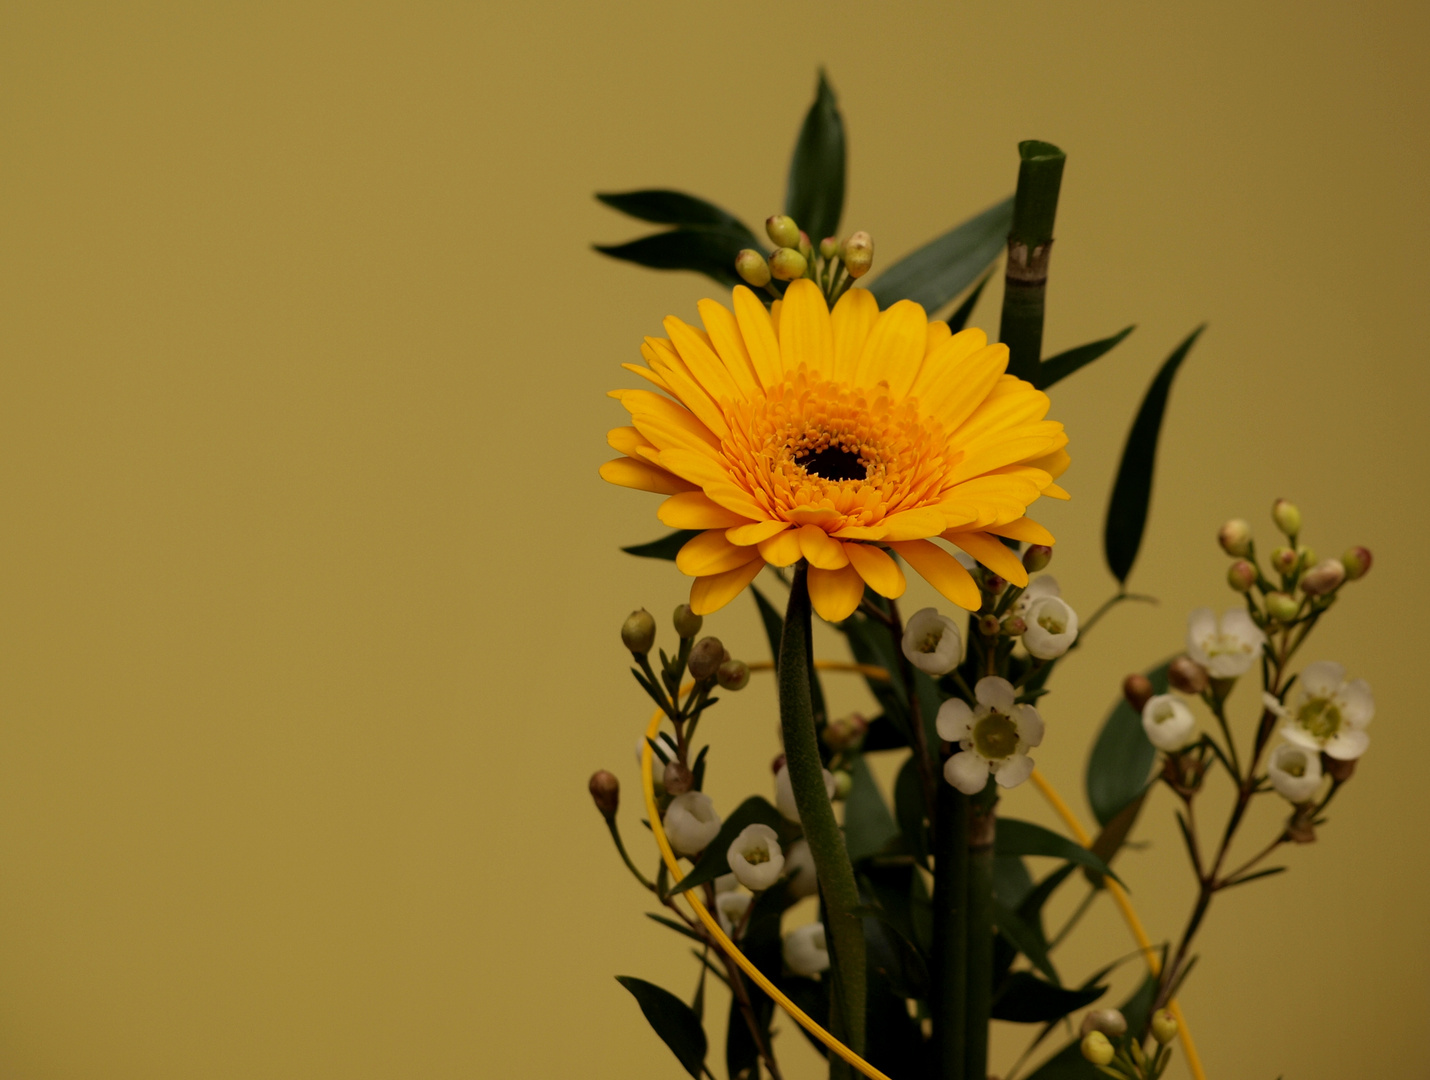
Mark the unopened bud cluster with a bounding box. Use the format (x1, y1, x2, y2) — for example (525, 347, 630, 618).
(1078, 1007, 1178, 1078)
(734, 214, 876, 305)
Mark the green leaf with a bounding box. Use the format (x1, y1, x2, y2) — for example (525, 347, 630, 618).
(670, 796, 786, 895)
(993, 900, 1059, 984)
(615, 975, 708, 1077)
(1035, 325, 1136, 389)
(785, 71, 846, 248)
(1103, 325, 1205, 583)
(1024, 972, 1156, 1077)
(991, 972, 1104, 1024)
(596, 190, 758, 239)
(844, 753, 901, 862)
(1222, 865, 1287, 890)
(894, 754, 929, 865)
(751, 584, 785, 666)
(594, 226, 754, 287)
(995, 818, 1124, 888)
(868, 196, 1014, 313)
(860, 714, 908, 752)
(622, 529, 699, 560)
(1086, 661, 1170, 827)
(947, 270, 994, 332)
(644, 912, 705, 944)
(993, 854, 1034, 909)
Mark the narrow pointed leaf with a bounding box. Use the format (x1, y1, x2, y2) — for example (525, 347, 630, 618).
(1222, 865, 1287, 890)
(947, 270, 994, 332)
(1103, 325, 1206, 583)
(868, 196, 1013, 312)
(785, 71, 846, 247)
(597, 190, 758, 240)
(1086, 661, 1170, 826)
(594, 226, 753, 287)
(991, 972, 1104, 1024)
(1036, 325, 1136, 389)
(995, 818, 1125, 887)
(671, 796, 787, 894)
(622, 529, 700, 560)
(616, 975, 708, 1077)
(645, 912, 706, 944)
(993, 900, 1059, 983)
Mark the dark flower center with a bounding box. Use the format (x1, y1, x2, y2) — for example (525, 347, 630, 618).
(797, 444, 867, 482)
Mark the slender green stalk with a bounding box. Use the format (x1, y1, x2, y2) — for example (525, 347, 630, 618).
(778, 563, 865, 1070)
(605, 819, 655, 890)
(999, 140, 1066, 384)
(932, 783, 970, 1080)
(964, 790, 998, 1080)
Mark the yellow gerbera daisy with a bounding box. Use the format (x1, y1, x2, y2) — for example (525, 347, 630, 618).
(601, 279, 1070, 622)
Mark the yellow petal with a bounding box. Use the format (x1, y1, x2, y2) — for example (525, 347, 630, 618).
(643, 336, 730, 439)
(943, 430, 1065, 487)
(786, 505, 843, 527)
(599, 457, 697, 495)
(698, 298, 760, 396)
(614, 389, 721, 454)
(829, 287, 879, 382)
(690, 558, 765, 616)
(798, 523, 850, 569)
(909, 329, 989, 402)
(844, 543, 906, 599)
(807, 563, 865, 622)
(877, 507, 948, 541)
(732, 285, 782, 388)
(945, 530, 1030, 588)
(728, 519, 788, 546)
(1044, 483, 1071, 500)
(770, 299, 782, 339)
(665, 315, 739, 405)
(855, 298, 927, 396)
(758, 529, 803, 567)
(607, 426, 652, 457)
(984, 517, 1056, 546)
(919, 342, 1007, 429)
(621, 362, 671, 393)
(656, 450, 764, 518)
(1026, 447, 1071, 481)
(925, 320, 951, 356)
(889, 539, 981, 611)
(677, 529, 763, 576)
(659, 491, 752, 530)
(830, 523, 890, 541)
(778, 279, 834, 378)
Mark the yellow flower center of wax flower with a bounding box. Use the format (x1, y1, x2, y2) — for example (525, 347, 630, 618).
(973, 711, 1019, 760)
(1201, 632, 1252, 661)
(720, 371, 958, 528)
(1297, 697, 1342, 741)
(1037, 609, 1066, 634)
(742, 845, 769, 865)
(1147, 700, 1179, 728)
(917, 629, 944, 654)
(1280, 751, 1310, 778)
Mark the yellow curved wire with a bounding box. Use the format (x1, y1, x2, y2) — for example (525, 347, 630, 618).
(638, 660, 1206, 1080)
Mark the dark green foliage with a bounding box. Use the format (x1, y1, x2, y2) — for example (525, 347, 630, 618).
(868, 197, 1014, 312)
(1086, 661, 1170, 827)
(1036, 325, 1136, 389)
(995, 819, 1125, 887)
(991, 972, 1105, 1023)
(615, 975, 708, 1077)
(785, 71, 846, 247)
(622, 530, 698, 560)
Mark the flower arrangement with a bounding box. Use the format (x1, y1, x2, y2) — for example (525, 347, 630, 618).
(587, 75, 1374, 1080)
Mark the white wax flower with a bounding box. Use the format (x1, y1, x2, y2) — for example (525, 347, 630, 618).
(1186, 607, 1265, 678)
(901, 607, 963, 676)
(1023, 595, 1079, 659)
(1267, 742, 1323, 803)
(727, 823, 785, 891)
(784, 839, 818, 899)
(1141, 694, 1198, 751)
(662, 791, 721, 856)
(775, 763, 836, 823)
(715, 889, 752, 936)
(1014, 575, 1061, 617)
(1266, 660, 1373, 760)
(936, 676, 1045, 794)
(782, 922, 830, 976)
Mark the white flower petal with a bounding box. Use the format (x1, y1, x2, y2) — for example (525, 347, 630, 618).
(1220, 608, 1266, 650)
(1142, 694, 1197, 751)
(944, 750, 991, 794)
(1336, 678, 1375, 727)
(992, 753, 1035, 789)
(1268, 743, 1322, 803)
(784, 839, 818, 899)
(1023, 596, 1079, 659)
(775, 764, 836, 823)
(1026, 575, 1060, 600)
(783, 922, 829, 976)
(1323, 727, 1370, 761)
(1261, 692, 1288, 719)
(727, 824, 784, 891)
(715, 890, 752, 935)
(1279, 723, 1321, 751)
(902, 608, 963, 676)
(975, 676, 1017, 714)
(935, 698, 974, 742)
(1299, 660, 1345, 699)
(1012, 704, 1045, 749)
(1186, 607, 1217, 665)
(663, 792, 722, 856)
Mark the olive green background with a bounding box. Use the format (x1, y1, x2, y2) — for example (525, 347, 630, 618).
(2, 3, 1427, 1078)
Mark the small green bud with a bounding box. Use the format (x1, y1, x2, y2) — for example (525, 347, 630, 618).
(1227, 559, 1257, 593)
(978, 614, 1001, 636)
(1002, 615, 1027, 636)
(819, 235, 839, 260)
(1301, 558, 1345, 597)
(1218, 518, 1253, 557)
(1270, 546, 1298, 576)
(822, 712, 869, 751)
(716, 659, 750, 691)
(1080, 1031, 1115, 1067)
(1272, 498, 1302, 537)
(688, 636, 725, 680)
(1341, 546, 1372, 580)
(1080, 1008, 1128, 1038)
(673, 604, 703, 640)
(769, 247, 808, 281)
(588, 770, 620, 820)
(765, 214, 800, 249)
(1168, 655, 1209, 696)
(842, 231, 873, 278)
(622, 608, 657, 654)
(735, 249, 772, 288)
(1266, 591, 1299, 623)
(832, 770, 853, 799)
(1150, 1008, 1179, 1045)
(1123, 673, 1154, 713)
(1023, 544, 1052, 572)
(1297, 544, 1316, 570)
(797, 230, 814, 260)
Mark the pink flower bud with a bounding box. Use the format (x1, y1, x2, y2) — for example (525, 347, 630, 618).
(1227, 559, 1257, 593)
(1218, 518, 1252, 557)
(1341, 546, 1372, 581)
(1122, 673, 1154, 713)
(1300, 558, 1346, 597)
(1168, 655, 1209, 696)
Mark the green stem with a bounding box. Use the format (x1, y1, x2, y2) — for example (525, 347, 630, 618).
(932, 784, 969, 1080)
(998, 140, 1066, 384)
(964, 789, 998, 1080)
(778, 563, 865, 1069)
(605, 818, 656, 890)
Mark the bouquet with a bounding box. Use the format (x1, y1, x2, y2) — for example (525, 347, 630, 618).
(586, 75, 1374, 1080)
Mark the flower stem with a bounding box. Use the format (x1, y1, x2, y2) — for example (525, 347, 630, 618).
(605, 818, 656, 890)
(999, 140, 1066, 383)
(964, 789, 998, 1080)
(778, 562, 865, 1068)
(932, 784, 969, 1080)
